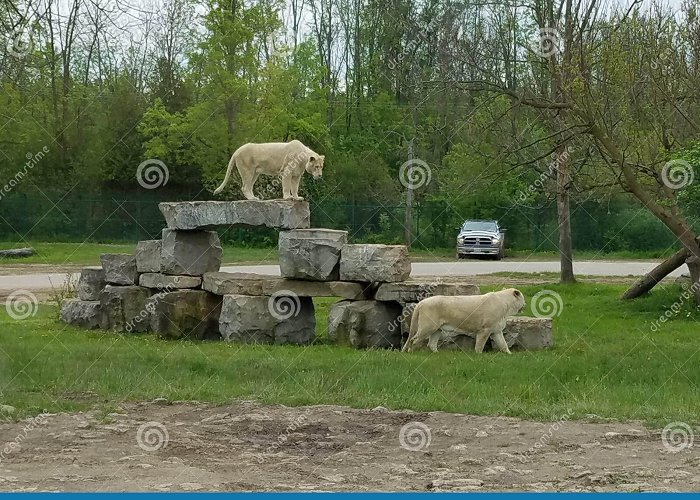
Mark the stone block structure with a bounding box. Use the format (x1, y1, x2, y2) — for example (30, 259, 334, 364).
(60, 199, 553, 352)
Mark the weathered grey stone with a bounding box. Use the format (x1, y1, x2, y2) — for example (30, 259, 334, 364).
(375, 281, 480, 303)
(78, 266, 106, 300)
(339, 244, 411, 283)
(504, 316, 553, 351)
(204, 272, 267, 295)
(100, 253, 138, 285)
(159, 200, 310, 230)
(60, 299, 103, 329)
(99, 285, 153, 333)
(279, 229, 347, 281)
(202, 272, 372, 300)
(148, 290, 221, 340)
(328, 300, 402, 349)
(135, 240, 162, 273)
(160, 229, 222, 276)
(139, 273, 202, 289)
(219, 294, 315, 345)
(401, 309, 553, 351)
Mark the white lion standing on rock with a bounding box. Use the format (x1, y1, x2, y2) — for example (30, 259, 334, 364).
(402, 288, 526, 354)
(213, 140, 325, 201)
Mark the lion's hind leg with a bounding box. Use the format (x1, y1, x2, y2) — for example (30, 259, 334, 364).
(237, 160, 260, 200)
(427, 330, 442, 352)
(474, 328, 492, 353)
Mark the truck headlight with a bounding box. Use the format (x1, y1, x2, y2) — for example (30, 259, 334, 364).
(457, 237, 464, 244)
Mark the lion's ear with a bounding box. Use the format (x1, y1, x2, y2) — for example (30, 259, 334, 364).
(513, 289, 521, 296)
(309, 155, 316, 162)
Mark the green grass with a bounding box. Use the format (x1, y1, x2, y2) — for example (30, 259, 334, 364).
(0, 241, 278, 266)
(1, 283, 699, 426)
(0, 241, 674, 266)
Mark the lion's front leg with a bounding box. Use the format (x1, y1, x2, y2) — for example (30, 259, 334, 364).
(290, 174, 304, 201)
(491, 329, 511, 354)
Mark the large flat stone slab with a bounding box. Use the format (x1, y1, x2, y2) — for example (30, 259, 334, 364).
(219, 294, 315, 345)
(159, 201, 310, 230)
(279, 229, 347, 281)
(375, 281, 480, 303)
(339, 244, 411, 283)
(202, 272, 372, 300)
(139, 273, 202, 289)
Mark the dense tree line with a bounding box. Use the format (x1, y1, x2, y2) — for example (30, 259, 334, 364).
(1, 1, 699, 279)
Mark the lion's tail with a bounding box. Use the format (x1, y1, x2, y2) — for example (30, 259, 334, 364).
(213, 150, 238, 195)
(402, 304, 420, 352)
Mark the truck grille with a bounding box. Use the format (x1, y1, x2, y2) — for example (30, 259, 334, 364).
(463, 237, 492, 245)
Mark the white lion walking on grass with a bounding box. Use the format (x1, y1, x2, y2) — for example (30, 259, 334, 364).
(402, 288, 526, 354)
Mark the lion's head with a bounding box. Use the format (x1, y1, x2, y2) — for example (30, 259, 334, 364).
(305, 154, 325, 179)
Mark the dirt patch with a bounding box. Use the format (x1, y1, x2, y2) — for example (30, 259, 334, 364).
(0, 401, 696, 492)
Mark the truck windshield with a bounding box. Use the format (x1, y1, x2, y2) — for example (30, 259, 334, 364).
(462, 221, 498, 232)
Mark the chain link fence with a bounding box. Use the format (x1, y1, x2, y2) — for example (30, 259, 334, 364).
(0, 191, 679, 252)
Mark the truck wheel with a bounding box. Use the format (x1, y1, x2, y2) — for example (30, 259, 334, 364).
(495, 246, 504, 261)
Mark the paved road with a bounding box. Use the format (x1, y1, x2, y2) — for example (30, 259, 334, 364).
(0, 260, 679, 292)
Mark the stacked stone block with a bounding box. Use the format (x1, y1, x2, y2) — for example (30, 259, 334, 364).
(60, 199, 553, 351)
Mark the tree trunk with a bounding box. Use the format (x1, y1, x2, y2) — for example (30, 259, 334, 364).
(622, 246, 690, 299)
(556, 148, 575, 283)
